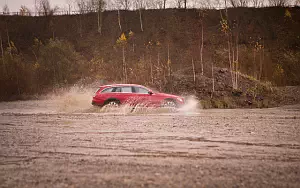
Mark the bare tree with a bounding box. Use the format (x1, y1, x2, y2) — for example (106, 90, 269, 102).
(115, 0, 131, 10)
(37, 0, 59, 16)
(92, 0, 106, 35)
(252, 0, 263, 7)
(20, 6, 32, 16)
(135, 0, 144, 32)
(211, 61, 215, 97)
(116, 33, 128, 82)
(76, 0, 86, 37)
(229, 0, 249, 7)
(268, 0, 291, 6)
(199, 11, 205, 76)
(146, 0, 163, 9)
(2, 4, 9, 15)
(167, 43, 171, 77)
(76, 0, 86, 13)
(0, 33, 7, 76)
(118, 10, 122, 31)
(163, 0, 167, 9)
(66, 0, 74, 14)
(221, 0, 240, 89)
(192, 58, 196, 84)
(295, 0, 300, 5)
(176, 0, 184, 8)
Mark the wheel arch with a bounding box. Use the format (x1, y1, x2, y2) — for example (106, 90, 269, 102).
(162, 98, 178, 107)
(104, 98, 120, 105)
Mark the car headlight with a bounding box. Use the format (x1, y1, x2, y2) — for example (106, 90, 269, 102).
(177, 97, 184, 102)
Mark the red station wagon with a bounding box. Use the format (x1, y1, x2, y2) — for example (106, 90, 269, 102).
(92, 84, 184, 108)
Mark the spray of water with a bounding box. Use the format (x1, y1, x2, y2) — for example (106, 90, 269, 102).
(178, 96, 201, 115)
(45, 85, 201, 115)
(46, 86, 95, 113)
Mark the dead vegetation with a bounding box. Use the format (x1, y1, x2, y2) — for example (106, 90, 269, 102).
(0, 7, 299, 106)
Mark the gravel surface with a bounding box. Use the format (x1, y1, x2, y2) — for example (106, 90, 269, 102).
(0, 100, 300, 187)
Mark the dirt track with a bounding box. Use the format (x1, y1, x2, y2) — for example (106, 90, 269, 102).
(0, 100, 300, 187)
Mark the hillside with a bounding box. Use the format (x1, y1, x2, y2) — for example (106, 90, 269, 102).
(0, 7, 299, 106)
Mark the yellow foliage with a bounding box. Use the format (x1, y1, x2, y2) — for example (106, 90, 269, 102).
(116, 33, 127, 45)
(120, 33, 127, 41)
(285, 9, 292, 19)
(34, 62, 40, 69)
(129, 30, 134, 37)
(220, 19, 229, 34)
(273, 64, 284, 83)
(254, 41, 263, 52)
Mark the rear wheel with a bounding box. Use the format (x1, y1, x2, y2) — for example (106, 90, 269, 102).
(104, 100, 120, 108)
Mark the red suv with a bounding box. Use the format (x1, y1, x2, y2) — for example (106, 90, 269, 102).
(92, 84, 184, 108)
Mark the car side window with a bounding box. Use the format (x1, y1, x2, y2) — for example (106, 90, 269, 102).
(112, 87, 121, 92)
(121, 87, 133, 93)
(134, 87, 149, 94)
(101, 87, 113, 93)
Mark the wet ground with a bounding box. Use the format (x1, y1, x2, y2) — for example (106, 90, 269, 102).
(0, 99, 300, 187)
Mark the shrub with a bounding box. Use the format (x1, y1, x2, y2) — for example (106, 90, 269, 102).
(33, 39, 84, 87)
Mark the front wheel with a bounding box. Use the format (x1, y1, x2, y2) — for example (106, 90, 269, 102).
(161, 99, 177, 108)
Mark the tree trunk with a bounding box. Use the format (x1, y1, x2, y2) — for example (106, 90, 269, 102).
(150, 56, 153, 84)
(259, 51, 262, 81)
(232, 38, 235, 88)
(235, 34, 239, 89)
(6, 26, 12, 57)
(139, 8, 143, 32)
(200, 21, 204, 76)
(211, 61, 215, 98)
(227, 35, 233, 87)
(192, 58, 196, 84)
(167, 43, 171, 77)
(97, 4, 102, 35)
(122, 46, 126, 83)
(259, 39, 264, 80)
(118, 10, 122, 31)
(0, 34, 7, 76)
(157, 51, 160, 67)
(79, 15, 82, 37)
(253, 50, 256, 79)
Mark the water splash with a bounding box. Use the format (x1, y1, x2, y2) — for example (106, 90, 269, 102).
(47, 86, 95, 113)
(178, 96, 201, 115)
(44, 85, 201, 115)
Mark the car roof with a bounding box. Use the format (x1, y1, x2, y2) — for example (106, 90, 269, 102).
(100, 84, 147, 88)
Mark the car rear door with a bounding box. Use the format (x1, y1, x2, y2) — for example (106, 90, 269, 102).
(111, 86, 134, 104)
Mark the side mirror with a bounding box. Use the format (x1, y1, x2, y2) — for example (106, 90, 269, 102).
(148, 91, 153, 95)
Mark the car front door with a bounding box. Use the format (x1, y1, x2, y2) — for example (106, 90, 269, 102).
(132, 86, 154, 106)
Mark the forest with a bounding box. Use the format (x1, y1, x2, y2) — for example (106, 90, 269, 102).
(0, 0, 299, 107)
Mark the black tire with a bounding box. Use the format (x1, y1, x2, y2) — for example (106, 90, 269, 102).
(161, 99, 177, 108)
(104, 99, 120, 108)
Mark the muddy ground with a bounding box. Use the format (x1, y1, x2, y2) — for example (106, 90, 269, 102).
(0, 100, 300, 188)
